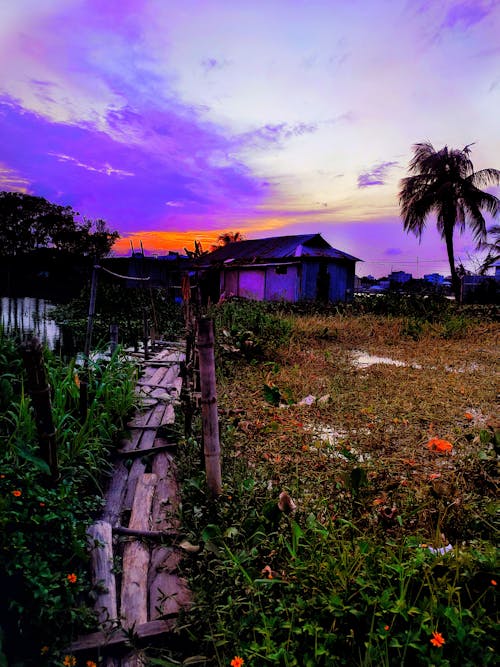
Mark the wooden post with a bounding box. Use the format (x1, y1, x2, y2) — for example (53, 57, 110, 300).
(80, 265, 99, 420)
(142, 307, 149, 361)
(110, 323, 119, 355)
(197, 317, 222, 496)
(20, 337, 58, 480)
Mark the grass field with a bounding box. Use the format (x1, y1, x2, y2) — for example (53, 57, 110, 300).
(173, 302, 499, 666)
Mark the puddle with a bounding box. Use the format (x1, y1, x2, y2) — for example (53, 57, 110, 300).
(351, 350, 422, 369)
(351, 350, 481, 374)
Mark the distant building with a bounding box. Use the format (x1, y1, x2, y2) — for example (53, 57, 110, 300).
(389, 270, 412, 284)
(423, 273, 445, 285)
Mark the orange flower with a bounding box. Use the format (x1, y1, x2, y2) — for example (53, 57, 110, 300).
(464, 412, 473, 421)
(74, 374, 80, 388)
(12, 490, 21, 497)
(231, 658, 244, 667)
(430, 631, 445, 648)
(427, 437, 453, 453)
(491, 579, 497, 586)
(67, 573, 77, 584)
(261, 565, 273, 579)
(40, 502, 46, 507)
(384, 625, 390, 631)
(63, 656, 77, 667)
(86, 661, 97, 667)
(429, 473, 441, 480)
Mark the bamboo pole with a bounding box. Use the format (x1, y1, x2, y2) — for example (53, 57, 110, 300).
(20, 337, 58, 480)
(110, 323, 119, 355)
(80, 264, 99, 419)
(197, 317, 222, 496)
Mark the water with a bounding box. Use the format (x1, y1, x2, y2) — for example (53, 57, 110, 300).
(0, 297, 64, 351)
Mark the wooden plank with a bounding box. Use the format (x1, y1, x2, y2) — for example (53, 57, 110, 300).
(116, 440, 177, 458)
(122, 650, 146, 667)
(87, 521, 118, 626)
(122, 459, 146, 511)
(113, 526, 176, 540)
(147, 365, 169, 387)
(151, 452, 180, 532)
(121, 473, 157, 628)
(149, 571, 191, 620)
(102, 460, 129, 526)
(68, 618, 177, 652)
(128, 402, 166, 428)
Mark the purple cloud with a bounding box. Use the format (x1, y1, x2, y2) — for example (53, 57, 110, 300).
(441, 1, 493, 30)
(238, 122, 318, 149)
(384, 247, 403, 256)
(357, 161, 398, 188)
(0, 96, 270, 233)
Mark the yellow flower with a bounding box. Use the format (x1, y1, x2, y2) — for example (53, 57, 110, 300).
(67, 573, 77, 584)
(430, 631, 445, 648)
(63, 656, 77, 666)
(230, 658, 244, 667)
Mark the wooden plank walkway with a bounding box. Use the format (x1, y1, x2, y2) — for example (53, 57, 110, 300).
(70, 344, 191, 666)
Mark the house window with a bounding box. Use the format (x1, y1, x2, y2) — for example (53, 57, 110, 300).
(276, 266, 288, 275)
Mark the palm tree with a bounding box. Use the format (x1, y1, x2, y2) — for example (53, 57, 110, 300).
(478, 224, 500, 275)
(217, 231, 244, 246)
(399, 142, 500, 301)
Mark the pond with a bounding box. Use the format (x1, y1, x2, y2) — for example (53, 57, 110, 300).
(0, 297, 71, 352)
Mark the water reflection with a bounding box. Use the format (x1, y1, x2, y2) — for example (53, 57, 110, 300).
(0, 297, 66, 352)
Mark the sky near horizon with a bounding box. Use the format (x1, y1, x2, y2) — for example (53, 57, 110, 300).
(0, 0, 499, 277)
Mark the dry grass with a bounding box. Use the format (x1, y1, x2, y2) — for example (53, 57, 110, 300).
(217, 314, 499, 544)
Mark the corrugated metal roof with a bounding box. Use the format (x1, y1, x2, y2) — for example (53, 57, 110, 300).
(197, 233, 360, 265)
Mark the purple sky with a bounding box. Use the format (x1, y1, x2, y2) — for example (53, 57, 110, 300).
(1, 0, 499, 276)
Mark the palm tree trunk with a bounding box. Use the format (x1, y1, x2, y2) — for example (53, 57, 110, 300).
(444, 227, 461, 303)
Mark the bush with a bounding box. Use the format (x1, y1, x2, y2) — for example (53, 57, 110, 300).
(211, 299, 293, 361)
(0, 337, 138, 664)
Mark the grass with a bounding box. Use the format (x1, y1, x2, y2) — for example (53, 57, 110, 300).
(171, 300, 499, 666)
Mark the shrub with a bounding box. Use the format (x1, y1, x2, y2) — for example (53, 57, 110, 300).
(0, 337, 138, 664)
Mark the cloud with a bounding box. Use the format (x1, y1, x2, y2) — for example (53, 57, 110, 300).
(238, 122, 318, 149)
(201, 57, 230, 73)
(0, 96, 271, 231)
(440, 1, 493, 30)
(384, 247, 403, 256)
(357, 161, 398, 188)
(48, 152, 134, 176)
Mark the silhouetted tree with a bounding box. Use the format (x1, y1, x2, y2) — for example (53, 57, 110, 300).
(399, 143, 500, 301)
(184, 239, 208, 259)
(217, 231, 244, 246)
(0, 191, 118, 258)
